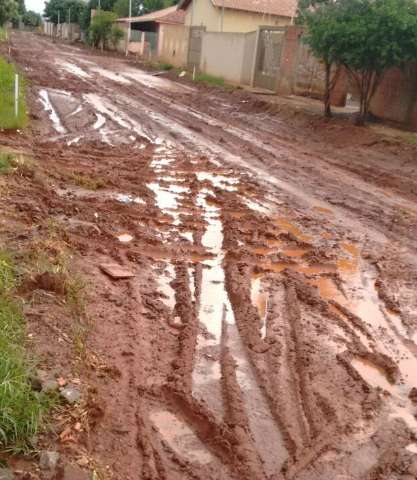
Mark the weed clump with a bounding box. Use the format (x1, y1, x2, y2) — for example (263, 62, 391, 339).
(0, 251, 50, 453)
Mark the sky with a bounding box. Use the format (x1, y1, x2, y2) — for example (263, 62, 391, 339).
(25, 0, 46, 14)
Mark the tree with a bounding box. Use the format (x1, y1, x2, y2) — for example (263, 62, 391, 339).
(141, 0, 163, 13)
(44, 0, 85, 23)
(22, 10, 42, 26)
(89, 10, 117, 49)
(301, 0, 342, 117)
(110, 23, 124, 48)
(0, 0, 18, 26)
(79, 0, 117, 31)
(112, 0, 141, 17)
(302, 0, 417, 124)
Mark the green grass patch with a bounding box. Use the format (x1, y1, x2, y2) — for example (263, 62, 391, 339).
(0, 28, 6, 42)
(158, 62, 173, 71)
(0, 57, 28, 130)
(194, 72, 225, 87)
(0, 151, 36, 177)
(0, 153, 13, 174)
(0, 251, 51, 453)
(404, 133, 417, 145)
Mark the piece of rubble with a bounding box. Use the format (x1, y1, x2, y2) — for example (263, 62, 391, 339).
(39, 451, 60, 471)
(60, 386, 81, 404)
(99, 263, 135, 279)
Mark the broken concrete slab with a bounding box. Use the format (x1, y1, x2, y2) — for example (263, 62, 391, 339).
(99, 263, 135, 279)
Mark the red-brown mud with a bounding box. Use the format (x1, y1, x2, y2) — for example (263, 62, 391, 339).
(1, 31, 417, 480)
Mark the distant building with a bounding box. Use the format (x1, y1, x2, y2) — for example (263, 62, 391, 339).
(178, 0, 297, 33)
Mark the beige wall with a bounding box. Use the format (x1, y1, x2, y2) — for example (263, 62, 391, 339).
(184, 0, 291, 32)
(159, 24, 190, 68)
(200, 31, 246, 82)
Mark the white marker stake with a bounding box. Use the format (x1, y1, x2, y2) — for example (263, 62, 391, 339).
(14, 74, 19, 118)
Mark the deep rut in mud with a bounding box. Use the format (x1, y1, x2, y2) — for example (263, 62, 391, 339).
(3, 31, 417, 480)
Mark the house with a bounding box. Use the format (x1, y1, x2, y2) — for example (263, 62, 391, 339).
(178, 0, 298, 33)
(116, 6, 185, 56)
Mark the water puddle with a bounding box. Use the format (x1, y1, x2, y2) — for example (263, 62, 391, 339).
(56, 60, 91, 79)
(39, 89, 67, 134)
(406, 443, 417, 453)
(147, 182, 189, 227)
(67, 136, 82, 146)
(351, 357, 394, 393)
(275, 217, 312, 242)
(93, 113, 106, 130)
(196, 172, 238, 192)
(351, 357, 417, 434)
(117, 233, 133, 243)
(245, 198, 270, 214)
(122, 68, 195, 93)
(90, 67, 132, 85)
(192, 190, 233, 416)
(115, 193, 146, 205)
(251, 277, 268, 338)
(150, 410, 216, 465)
(84, 93, 152, 143)
(227, 324, 288, 474)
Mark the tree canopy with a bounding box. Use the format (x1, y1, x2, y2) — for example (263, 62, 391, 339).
(0, 0, 19, 26)
(301, 0, 417, 123)
(22, 10, 42, 26)
(44, 0, 86, 23)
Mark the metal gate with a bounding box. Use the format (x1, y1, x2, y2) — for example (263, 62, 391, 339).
(188, 26, 205, 70)
(254, 27, 285, 91)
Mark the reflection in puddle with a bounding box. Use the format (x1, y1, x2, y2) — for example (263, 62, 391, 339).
(228, 324, 288, 474)
(275, 217, 312, 242)
(117, 233, 133, 243)
(93, 113, 106, 130)
(150, 410, 215, 465)
(351, 357, 394, 393)
(147, 182, 189, 228)
(115, 193, 145, 205)
(251, 277, 268, 338)
(39, 89, 67, 134)
(56, 60, 91, 79)
(192, 190, 233, 416)
(406, 443, 417, 453)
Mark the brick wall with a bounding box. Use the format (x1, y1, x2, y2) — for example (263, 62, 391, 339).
(370, 65, 417, 130)
(276, 26, 347, 107)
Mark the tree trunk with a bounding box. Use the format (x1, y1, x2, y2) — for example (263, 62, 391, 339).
(324, 61, 332, 118)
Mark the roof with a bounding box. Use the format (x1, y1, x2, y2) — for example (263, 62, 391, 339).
(117, 5, 185, 24)
(179, 0, 297, 18)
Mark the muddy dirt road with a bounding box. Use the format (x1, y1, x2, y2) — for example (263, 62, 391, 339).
(3, 31, 417, 479)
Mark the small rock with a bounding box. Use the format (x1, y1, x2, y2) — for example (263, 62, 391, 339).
(0, 468, 15, 480)
(60, 386, 81, 404)
(43, 379, 59, 393)
(39, 451, 60, 471)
